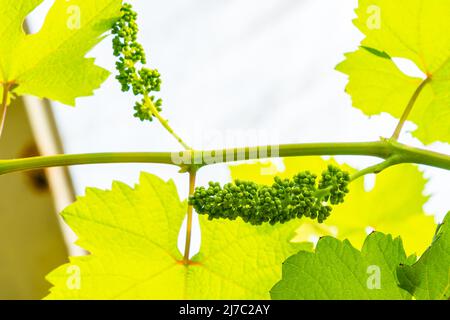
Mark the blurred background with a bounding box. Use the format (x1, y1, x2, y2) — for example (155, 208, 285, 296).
(1, 0, 449, 299)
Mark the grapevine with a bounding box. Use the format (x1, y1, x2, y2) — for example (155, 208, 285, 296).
(0, 0, 449, 301)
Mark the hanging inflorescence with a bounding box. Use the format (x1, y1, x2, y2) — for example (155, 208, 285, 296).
(112, 3, 162, 122)
(189, 165, 350, 226)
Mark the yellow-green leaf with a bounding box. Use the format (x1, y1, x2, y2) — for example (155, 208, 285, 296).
(0, 0, 121, 105)
(337, 0, 450, 144)
(45, 173, 309, 299)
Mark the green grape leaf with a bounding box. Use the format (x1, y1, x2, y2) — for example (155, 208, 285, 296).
(230, 157, 436, 255)
(0, 0, 121, 105)
(336, 0, 450, 144)
(45, 173, 310, 299)
(271, 232, 412, 300)
(397, 212, 450, 300)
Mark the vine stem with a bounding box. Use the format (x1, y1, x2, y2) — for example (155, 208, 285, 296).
(183, 170, 197, 264)
(0, 82, 12, 139)
(391, 78, 431, 141)
(350, 156, 403, 181)
(0, 140, 449, 176)
(144, 95, 191, 150)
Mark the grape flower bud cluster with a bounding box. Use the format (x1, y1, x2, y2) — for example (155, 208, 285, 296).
(112, 3, 162, 121)
(189, 165, 351, 225)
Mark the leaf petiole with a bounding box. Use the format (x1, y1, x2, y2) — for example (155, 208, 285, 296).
(0, 82, 13, 139)
(391, 78, 431, 141)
